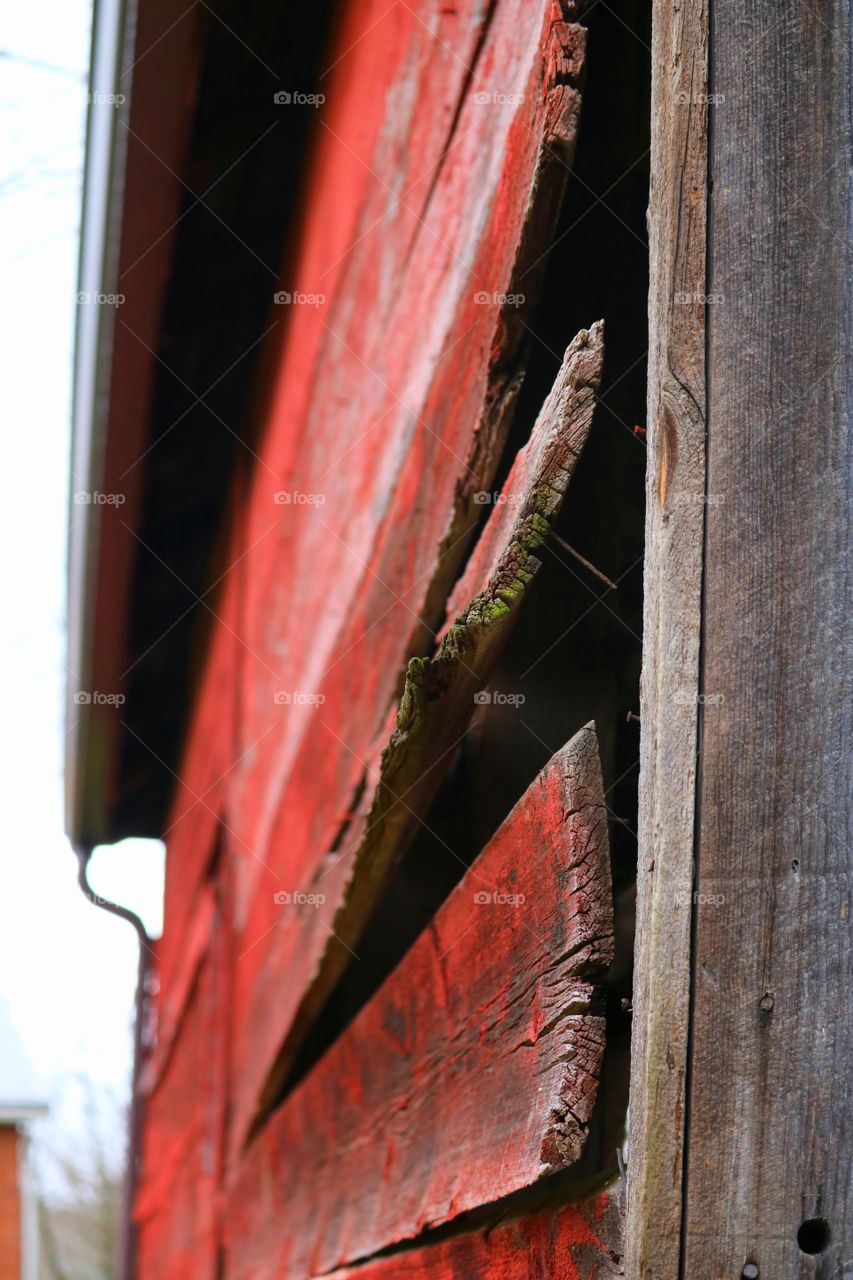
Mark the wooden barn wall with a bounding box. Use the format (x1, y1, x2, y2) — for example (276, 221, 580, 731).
(134, 1, 630, 1275)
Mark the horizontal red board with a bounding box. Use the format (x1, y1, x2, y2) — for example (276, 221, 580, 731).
(225, 724, 613, 1278)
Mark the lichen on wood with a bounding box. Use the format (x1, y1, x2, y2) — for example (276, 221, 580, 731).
(252, 323, 605, 1130)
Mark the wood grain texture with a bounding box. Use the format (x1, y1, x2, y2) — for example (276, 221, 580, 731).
(224, 724, 613, 1279)
(135, 949, 220, 1279)
(681, 1, 853, 1276)
(250, 322, 604, 1132)
(169, 0, 593, 1161)
(625, 2, 707, 1277)
(325, 1190, 624, 1280)
(440, 322, 604, 631)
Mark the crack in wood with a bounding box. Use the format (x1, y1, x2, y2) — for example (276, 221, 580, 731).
(249, 324, 605, 1139)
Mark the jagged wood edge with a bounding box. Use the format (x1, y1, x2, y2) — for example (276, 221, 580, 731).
(334, 321, 604, 945)
(252, 323, 605, 1126)
(413, 10, 589, 647)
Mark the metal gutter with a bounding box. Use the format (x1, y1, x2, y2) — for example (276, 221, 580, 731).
(66, 0, 133, 847)
(65, 0, 202, 849)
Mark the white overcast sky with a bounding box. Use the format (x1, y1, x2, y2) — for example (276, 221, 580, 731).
(1, 0, 165, 1152)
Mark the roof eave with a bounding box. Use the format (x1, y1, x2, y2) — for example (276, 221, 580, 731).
(66, 0, 203, 850)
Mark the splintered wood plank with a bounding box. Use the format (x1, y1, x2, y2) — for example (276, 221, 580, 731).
(325, 1190, 624, 1280)
(230, 0, 587, 908)
(625, 0, 707, 1277)
(440, 321, 604, 628)
(243, 324, 604, 1141)
(214, 0, 590, 1159)
(680, 0, 853, 1275)
(224, 724, 614, 1279)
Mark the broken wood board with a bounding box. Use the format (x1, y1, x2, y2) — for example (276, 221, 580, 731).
(239, 323, 605, 1148)
(325, 1189, 624, 1280)
(440, 319, 605, 629)
(224, 724, 614, 1278)
(208, 0, 590, 1160)
(225, 0, 589, 917)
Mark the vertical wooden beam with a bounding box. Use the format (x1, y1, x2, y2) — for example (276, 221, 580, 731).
(626, 1, 708, 1277)
(682, 1, 852, 1276)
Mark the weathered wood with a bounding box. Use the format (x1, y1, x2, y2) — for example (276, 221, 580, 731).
(325, 1190, 624, 1280)
(138, 886, 215, 1097)
(224, 724, 613, 1278)
(138, 0, 593, 1163)
(154, 497, 245, 1006)
(625, 1, 708, 1277)
(249, 323, 604, 1132)
(135, 949, 219, 1279)
(440, 321, 604, 630)
(680, 2, 853, 1276)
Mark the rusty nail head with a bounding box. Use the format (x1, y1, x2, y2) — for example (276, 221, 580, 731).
(759, 993, 774, 1012)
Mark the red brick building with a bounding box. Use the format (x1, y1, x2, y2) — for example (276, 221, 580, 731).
(0, 1005, 47, 1280)
(68, 0, 851, 1277)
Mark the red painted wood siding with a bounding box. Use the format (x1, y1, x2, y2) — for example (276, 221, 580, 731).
(325, 1192, 623, 1280)
(133, 2, 616, 1275)
(223, 725, 613, 1278)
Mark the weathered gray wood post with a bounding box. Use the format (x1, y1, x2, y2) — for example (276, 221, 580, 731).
(629, 1, 852, 1276)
